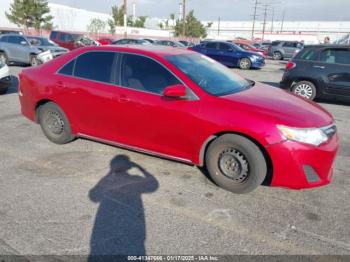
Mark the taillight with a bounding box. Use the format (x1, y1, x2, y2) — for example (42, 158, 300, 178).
(286, 61, 296, 71)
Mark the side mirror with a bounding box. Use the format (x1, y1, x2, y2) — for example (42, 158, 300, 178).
(163, 84, 187, 98)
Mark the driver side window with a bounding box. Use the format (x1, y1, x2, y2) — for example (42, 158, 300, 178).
(120, 54, 180, 94)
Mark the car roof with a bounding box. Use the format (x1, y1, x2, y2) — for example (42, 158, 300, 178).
(76, 45, 192, 57)
(0, 33, 26, 37)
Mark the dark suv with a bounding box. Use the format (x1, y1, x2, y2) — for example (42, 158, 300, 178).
(280, 45, 350, 101)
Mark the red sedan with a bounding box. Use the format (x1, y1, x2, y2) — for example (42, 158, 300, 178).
(18, 45, 339, 194)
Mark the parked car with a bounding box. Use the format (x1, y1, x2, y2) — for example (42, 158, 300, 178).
(0, 34, 46, 66)
(0, 60, 11, 94)
(97, 38, 115, 45)
(49, 31, 99, 50)
(280, 45, 350, 101)
(0, 30, 23, 35)
(112, 39, 151, 45)
(191, 41, 265, 69)
(268, 41, 303, 60)
(234, 40, 266, 57)
(179, 40, 195, 47)
(155, 40, 186, 48)
(27, 36, 68, 57)
(19, 45, 338, 194)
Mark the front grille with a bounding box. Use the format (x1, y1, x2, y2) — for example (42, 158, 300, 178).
(321, 124, 337, 139)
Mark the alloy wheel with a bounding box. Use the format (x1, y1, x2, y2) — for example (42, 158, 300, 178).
(293, 83, 314, 99)
(44, 110, 65, 135)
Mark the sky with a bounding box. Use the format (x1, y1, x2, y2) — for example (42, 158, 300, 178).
(49, 0, 350, 21)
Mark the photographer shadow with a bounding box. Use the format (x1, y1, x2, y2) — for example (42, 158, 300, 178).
(88, 155, 159, 260)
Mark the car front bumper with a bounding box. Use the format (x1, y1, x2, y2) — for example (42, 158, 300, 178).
(267, 133, 339, 190)
(251, 60, 265, 68)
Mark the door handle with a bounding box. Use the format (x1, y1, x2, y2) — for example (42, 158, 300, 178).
(119, 95, 130, 102)
(56, 81, 67, 89)
(313, 65, 325, 69)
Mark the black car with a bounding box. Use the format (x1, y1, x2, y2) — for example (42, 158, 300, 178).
(280, 45, 350, 101)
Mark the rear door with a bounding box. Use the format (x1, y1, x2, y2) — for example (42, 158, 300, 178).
(217, 42, 236, 66)
(202, 42, 219, 61)
(55, 51, 122, 141)
(318, 48, 350, 97)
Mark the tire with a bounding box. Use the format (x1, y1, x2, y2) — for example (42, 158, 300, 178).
(30, 55, 39, 67)
(0, 52, 9, 65)
(291, 81, 317, 100)
(239, 58, 252, 70)
(38, 102, 75, 144)
(273, 51, 283, 60)
(205, 134, 267, 194)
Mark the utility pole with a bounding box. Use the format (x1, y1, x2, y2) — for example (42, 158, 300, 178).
(218, 16, 221, 36)
(280, 9, 285, 33)
(270, 7, 274, 33)
(251, 0, 259, 41)
(182, 0, 186, 37)
(124, 0, 128, 37)
(261, 4, 268, 42)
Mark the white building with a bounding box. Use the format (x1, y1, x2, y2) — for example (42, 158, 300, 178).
(0, 0, 349, 42)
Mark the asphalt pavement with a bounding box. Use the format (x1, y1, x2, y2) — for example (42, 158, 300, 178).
(0, 61, 350, 258)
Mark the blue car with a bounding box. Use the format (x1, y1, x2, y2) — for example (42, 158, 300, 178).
(191, 41, 265, 70)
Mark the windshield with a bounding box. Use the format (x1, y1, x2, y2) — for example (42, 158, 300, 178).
(166, 53, 251, 96)
(29, 37, 57, 46)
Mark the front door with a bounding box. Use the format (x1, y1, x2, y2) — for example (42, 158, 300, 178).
(113, 53, 200, 161)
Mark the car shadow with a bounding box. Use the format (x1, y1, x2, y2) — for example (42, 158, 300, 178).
(88, 155, 159, 261)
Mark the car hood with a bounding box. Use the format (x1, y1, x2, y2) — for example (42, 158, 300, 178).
(220, 82, 334, 128)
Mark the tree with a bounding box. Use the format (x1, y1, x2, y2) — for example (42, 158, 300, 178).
(107, 18, 116, 34)
(6, 0, 53, 30)
(174, 10, 207, 38)
(87, 18, 106, 37)
(111, 4, 125, 26)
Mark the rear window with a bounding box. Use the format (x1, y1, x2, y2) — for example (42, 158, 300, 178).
(74, 51, 116, 83)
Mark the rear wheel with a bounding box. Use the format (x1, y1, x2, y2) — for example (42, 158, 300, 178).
(38, 102, 75, 144)
(205, 134, 267, 194)
(292, 81, 317, 100)
(0, 52, 9, 65)
(239, 58, 252, 70)
(273, 51, 283, 60)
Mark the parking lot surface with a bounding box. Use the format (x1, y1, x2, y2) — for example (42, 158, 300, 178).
(0, 61, 350, 256)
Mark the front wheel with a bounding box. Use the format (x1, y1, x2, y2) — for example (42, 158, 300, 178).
(273, 51, 283, 60)
(205, 134, 267, 194)
(38, 102, 75, 144)
(239, 58, 252, 70)
(292, 81, 317, 100)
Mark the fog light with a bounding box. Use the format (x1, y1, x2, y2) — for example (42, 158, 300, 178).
(303, 165, 320, 183)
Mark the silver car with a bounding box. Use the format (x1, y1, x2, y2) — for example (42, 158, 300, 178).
(0, 34, 42, 66)
(27, 36, 68, 58)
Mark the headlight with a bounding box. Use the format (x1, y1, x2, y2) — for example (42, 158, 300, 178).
(277, 125, 329, 146)
(251, 55, 261, 61)
(0, 60, 5, 68)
